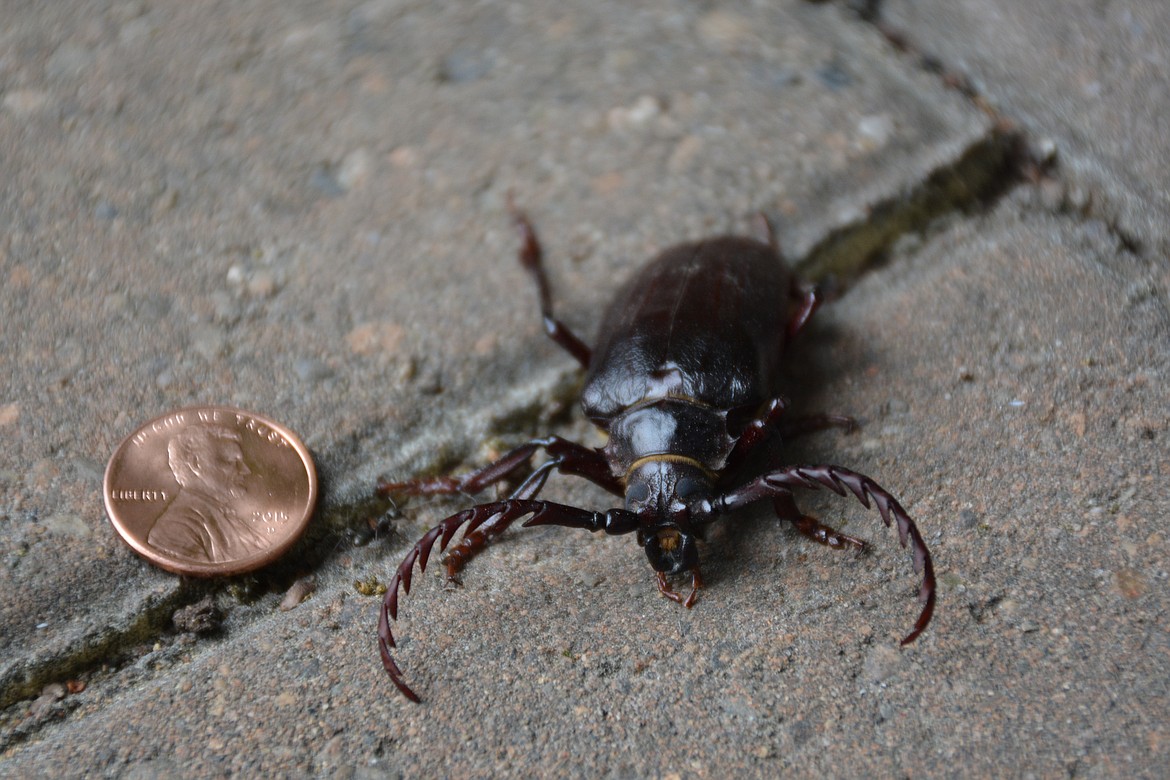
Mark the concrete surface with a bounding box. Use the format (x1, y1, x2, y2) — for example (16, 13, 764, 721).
(1, 0, 1167, 777)
(883, 0, 1170, 256)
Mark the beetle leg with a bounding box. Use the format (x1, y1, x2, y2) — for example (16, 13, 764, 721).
(722, 397, 790, 477)
(507, 198, 593, 369)
(441, 442, 628, 577)
(377, 436, 621, 499)
(772, 493, 867, 551)
(380, 498, 637, 702)
(752, 211, 778, 251)
(786, 284, 821, 342)
(752, 210, 827, 345)
(380, 437, 621, 584)
(778, 413, 859, 439)
(724, 400, 858, 480)
(441, 458, 556, 579)
(713, 464, 936, 645)
(723, 401, 860, 487)
(656, 568, 704, 609)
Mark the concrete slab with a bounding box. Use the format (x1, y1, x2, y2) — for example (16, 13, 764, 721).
(6, 196, 1168, 776)
(881, 0, 1170, 255)
(0, 0, 992, 724)
(3, 0, 1166, 777)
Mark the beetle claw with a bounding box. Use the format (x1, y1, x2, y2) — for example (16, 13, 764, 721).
(656, 568, 703, 609)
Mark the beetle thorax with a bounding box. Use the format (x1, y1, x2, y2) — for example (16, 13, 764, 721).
(603, 399, 734, 478)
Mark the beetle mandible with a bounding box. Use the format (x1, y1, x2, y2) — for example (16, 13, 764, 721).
(375, 202, 936, 702)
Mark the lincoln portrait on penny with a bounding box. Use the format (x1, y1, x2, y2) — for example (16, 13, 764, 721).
(148, 424, 269, 562)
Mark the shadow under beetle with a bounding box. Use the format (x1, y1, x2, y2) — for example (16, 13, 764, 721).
(376, 203, 936, 702)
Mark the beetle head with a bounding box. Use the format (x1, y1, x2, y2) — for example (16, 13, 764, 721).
(624, 459, 714, 575)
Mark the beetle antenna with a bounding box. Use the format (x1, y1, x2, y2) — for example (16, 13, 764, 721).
(715, 464, 936, 645)
(379, 498, 634, 701)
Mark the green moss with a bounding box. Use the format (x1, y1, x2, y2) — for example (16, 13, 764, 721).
(799, 129, 1021, 282)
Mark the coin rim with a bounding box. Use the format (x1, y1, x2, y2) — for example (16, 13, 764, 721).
(103, 405, 318, 577)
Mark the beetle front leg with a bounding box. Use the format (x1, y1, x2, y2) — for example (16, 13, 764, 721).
(438, 458, 558, 578)
(380, 498, 638, 702)
(377, 437, 622, 579)
(772, 493, 867, 551)
(379, 437, 621, 577)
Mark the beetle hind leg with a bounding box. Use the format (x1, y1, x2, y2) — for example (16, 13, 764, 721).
(785, 284, 822, 343)
(507, 198, 593, 368)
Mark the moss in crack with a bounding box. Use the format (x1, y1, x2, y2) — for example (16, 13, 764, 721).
(0, 582, 206, 712)
(486, 371, 582, 440)
(798, 127, 1025, 282)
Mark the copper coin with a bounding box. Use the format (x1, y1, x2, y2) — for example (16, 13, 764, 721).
(104, 406, 318, 577)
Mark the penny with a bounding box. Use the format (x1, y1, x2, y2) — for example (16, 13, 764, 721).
(104, 406, 317, 577)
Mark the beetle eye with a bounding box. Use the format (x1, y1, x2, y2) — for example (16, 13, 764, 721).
(675, 476, 705, 500)
(626, 481, 650, 505)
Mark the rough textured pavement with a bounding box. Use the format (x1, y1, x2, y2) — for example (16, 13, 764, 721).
(2, 1, 1167, 777)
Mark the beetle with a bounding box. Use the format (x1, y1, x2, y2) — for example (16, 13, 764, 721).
(375, 203, 936, 702)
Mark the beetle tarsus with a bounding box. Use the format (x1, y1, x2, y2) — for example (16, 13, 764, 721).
(778, 413, 860, 439)
(783, 508, 868, 551)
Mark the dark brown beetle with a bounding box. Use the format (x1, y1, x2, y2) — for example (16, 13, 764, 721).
(376, 204, 936, 702)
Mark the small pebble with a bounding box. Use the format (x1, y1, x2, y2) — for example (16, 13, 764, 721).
(337, 148, 371, 190)
(280, 576, 317, 611)
(294, 358, 333, 382)
(173, 596, 223, 634)
(857, 114, 894, 150)
(607, 95, 662, 130)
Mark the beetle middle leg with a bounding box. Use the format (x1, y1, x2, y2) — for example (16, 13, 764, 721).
(376, 436, 620, 499)
(723, 397, 857, 477)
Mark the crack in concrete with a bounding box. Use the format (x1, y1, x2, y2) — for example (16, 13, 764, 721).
(799, 126, 1026, 281)
(0, 583, 203, 744)
(4, 1, 1119, 744)
(848, 0, 1149, 261)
